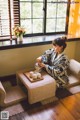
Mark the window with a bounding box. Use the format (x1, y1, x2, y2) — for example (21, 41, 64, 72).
(20, 0, 44, 35)
(0, 0, 19, 40)
(46, 0, 68, 33)
(0, 0, 68, 41)
(20, 0, 68, 36)
(0, 0, 10, 39)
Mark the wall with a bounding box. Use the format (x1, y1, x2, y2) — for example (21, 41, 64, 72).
(68, 0, 80, 38)
(0, 41, 80, 76)
(75, 41, 80, 61)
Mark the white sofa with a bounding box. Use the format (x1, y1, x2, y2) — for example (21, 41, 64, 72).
(0, 83, 27, 107)
(68, 59, 80, 88)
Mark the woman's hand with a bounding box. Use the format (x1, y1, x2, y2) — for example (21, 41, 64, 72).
(36, 56, 46, 68)
(38, 62, 45, 68)
(36, 56, 42, 63)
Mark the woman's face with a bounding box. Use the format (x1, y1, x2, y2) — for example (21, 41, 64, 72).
(53, 44, 63, 54)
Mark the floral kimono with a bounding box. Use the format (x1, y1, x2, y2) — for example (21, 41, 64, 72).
(41, 48, 70, 88)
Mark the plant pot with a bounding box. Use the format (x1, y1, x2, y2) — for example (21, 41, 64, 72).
(17, 35, 23, 42)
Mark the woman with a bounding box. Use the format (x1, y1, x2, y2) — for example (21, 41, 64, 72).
(36, 36, 69, 88)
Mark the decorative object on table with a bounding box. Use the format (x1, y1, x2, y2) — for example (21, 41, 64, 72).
(35, 63, 42, 72)
(17, 34, 23, 42)
(24, 62, 43, 82)
(29, 71, 42, 79)
(13, 26, 26, 42)
(24, 71, 43, 82)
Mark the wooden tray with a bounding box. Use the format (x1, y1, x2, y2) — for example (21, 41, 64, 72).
(24, 72, 43, 83)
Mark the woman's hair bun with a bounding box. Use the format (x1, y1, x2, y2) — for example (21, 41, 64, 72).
(61, 36, 67, 41)
(52, 36, 67, 51)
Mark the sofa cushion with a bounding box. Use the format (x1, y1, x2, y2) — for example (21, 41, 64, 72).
(69, 59, 80, 77)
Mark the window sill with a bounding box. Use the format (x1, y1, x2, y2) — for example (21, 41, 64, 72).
(0, 34, 80, 50)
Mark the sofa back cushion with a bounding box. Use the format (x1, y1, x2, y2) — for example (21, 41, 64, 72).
(69, 59, 80, 78)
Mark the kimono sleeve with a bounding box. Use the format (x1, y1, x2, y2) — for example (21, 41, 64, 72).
(41, 49, 53, 64)
(45, 56, 69, 78)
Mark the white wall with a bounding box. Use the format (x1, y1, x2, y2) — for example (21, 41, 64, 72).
(0, 41, 80, 76)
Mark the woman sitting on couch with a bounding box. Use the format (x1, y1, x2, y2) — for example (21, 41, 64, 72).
(36, 36, 70, 88)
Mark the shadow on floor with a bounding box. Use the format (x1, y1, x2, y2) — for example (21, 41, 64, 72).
(56, 88, 73, 99)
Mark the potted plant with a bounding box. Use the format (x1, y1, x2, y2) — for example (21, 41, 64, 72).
(13, 26, 26, 42)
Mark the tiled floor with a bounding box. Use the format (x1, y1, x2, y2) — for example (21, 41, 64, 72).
(1, 104, 24, 117)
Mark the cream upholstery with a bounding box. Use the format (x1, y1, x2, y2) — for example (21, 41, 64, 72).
(27, 73, 56, 104)
(68, 59, 80, 87)
(69, 59, 80, 76)
(17, 71, 57, 104)
(0, 82, 27, 107)
(0, 82, 6, 106)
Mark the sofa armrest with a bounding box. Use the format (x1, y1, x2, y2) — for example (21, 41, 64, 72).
(0, 81, 6, 106)
(69, 59, 80, 77)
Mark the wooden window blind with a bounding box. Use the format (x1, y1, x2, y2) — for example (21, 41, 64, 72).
(13, 0, 20, 26)
(0, 0, 20, 41)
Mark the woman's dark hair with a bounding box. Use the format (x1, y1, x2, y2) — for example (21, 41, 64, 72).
(52, 36, 67, 51)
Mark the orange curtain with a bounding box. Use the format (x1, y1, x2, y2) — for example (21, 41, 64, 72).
(68, 0, 80, 38)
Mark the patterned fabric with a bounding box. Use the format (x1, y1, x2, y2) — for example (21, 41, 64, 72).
(41, 49, 70, 88)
